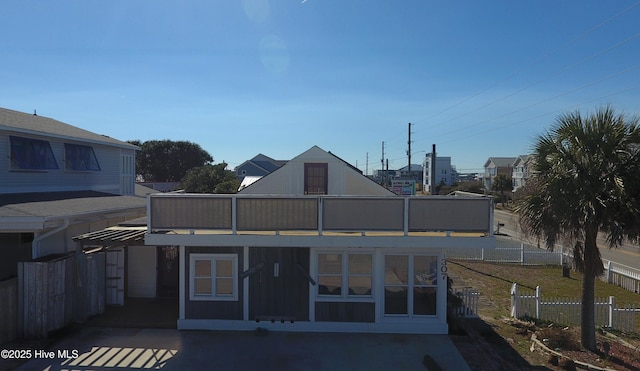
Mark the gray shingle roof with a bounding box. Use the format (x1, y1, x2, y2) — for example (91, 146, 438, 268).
(0, 107, 138, 150)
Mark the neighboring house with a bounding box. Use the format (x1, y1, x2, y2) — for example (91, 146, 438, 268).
(0, 107, 153, 340)
(234, 154, 286, 181)
(512, 155, 534, 193)
(240, 146, 394, 196)
(482, 157, 516, 191)
(423, 154, 456, 192)
(145, 145, 495, 334)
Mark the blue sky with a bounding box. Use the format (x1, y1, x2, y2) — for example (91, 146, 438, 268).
(2, 1, 640, 175)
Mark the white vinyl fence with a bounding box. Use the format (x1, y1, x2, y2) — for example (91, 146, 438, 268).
(453, 288, 480, 318)
(510, 283, 637, 333)
(603, 260, 640, 294)
(447, 239, 640, 296)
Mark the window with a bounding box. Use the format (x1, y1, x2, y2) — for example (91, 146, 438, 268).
(318, 252, 372, 299)
(189, 254, 238, 301)
(9, 136, 58, 170)
(304, 163, 328, 195)
(384, 255, 437, 316)
(64, 143, 100, 171)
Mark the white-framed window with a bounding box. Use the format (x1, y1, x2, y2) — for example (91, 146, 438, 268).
(317, 252, 373, 300)
(189, 254, 238, 301)
(384, 254, 438, 317)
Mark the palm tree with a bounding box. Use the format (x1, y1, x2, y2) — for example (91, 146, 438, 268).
(515, 106, 640, 350)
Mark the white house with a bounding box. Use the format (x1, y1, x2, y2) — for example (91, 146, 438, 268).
(512, 155, 533, 192)
(0, 107, 152, 340)
(482, 157, 516, 191)
(423, 154, 456, 192)
(145, 146, 495, 334)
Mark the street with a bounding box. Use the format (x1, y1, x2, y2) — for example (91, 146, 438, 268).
(493, 209, 640, 271)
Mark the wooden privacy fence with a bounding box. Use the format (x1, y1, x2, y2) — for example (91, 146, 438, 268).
(17, 251, 105, 339)
(0, 278, 17, 344)
(510, 283, 637, 333)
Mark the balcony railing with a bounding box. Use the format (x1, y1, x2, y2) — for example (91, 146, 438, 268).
(148, 194, 493, 236)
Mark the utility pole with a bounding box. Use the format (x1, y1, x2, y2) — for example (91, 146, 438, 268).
(430, 144, 437, 195)
(365, 152, 369, 176)
(381, 141, 385, 185)
(407, 123, 413, 177)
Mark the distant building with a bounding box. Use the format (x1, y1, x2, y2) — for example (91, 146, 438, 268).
(423, 154, 456, 191)
(482, 157, 516, 190)
(234, 154, 286, 181)
(512, 154, 534, 192)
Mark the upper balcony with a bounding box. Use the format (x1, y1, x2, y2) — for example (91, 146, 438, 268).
(146, 194, 494, 248)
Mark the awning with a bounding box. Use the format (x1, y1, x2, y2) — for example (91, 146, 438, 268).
(73, 226, 147, 246)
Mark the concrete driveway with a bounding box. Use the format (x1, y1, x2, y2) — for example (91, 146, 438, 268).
(6, 327, 470, 370)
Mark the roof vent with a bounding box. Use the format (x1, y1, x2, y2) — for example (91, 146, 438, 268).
(33, 109, 37, 116)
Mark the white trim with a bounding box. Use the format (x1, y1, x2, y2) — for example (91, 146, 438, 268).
(189, 253, 239, 301)
(243, 246, 249, 321)
(179, 246, 185, 320)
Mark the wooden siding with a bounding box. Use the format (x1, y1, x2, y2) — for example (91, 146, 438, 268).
(0, 278, 17, 344)
(249, 247, 310, 321)
(323, 198, 404, 231)
(17, 252, 105, 339)
(237, 198, 317, 230)
(151, 196, 232, 230)
(315, 302, 375, 323)
(1, 132, 129, 194)
(184, 247, 243, 320)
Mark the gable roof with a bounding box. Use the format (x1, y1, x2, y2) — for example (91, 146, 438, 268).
(0, 107, 138, 150)
(484, 157, 517, 168)
(240, 145, 394, 196)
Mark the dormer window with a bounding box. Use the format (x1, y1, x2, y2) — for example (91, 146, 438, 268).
(9, 136, 59, 170)
(64, 143, 101, 171)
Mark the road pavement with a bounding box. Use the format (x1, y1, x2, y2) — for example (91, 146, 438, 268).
(494, 209, 640, 271)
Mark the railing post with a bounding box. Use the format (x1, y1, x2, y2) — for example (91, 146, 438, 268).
(318, 197, 323, 236)
(535, 286, 541, 319)
(403, 197, 409, 236)
(510, 283, 518, 318)
(231, 196, 237, 235)
(608, 296, 615, 329)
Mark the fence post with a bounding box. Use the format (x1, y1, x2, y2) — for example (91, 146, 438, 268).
(536, 286, 541, 319)
(608, 296, 615, 329)
(510, 283, 518, 318)
(521, 243, 525, 265)
(481, 247, 485, 261)
(606, 261, 612, 284)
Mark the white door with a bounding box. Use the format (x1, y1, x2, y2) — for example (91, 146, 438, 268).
(106, 248, 125, 305)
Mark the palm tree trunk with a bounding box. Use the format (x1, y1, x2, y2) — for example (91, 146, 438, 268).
(580, 228, 599, 351)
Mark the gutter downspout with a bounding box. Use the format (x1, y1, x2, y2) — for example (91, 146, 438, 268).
(31, 218, 70, 259)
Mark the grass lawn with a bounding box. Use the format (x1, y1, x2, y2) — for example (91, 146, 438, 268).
(447, 260, 640, 369)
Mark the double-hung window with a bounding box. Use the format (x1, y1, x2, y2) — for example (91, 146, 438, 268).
(190, 254, 238, 301)
(317, 252, 372, 299)
(9, 136, 58, 170)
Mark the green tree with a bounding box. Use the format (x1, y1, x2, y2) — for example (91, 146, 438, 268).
(180, 163, 240, 193)
(515, 107, 640, 350)
(491, 173, 513, 205)
(129, 140, 213, 182)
